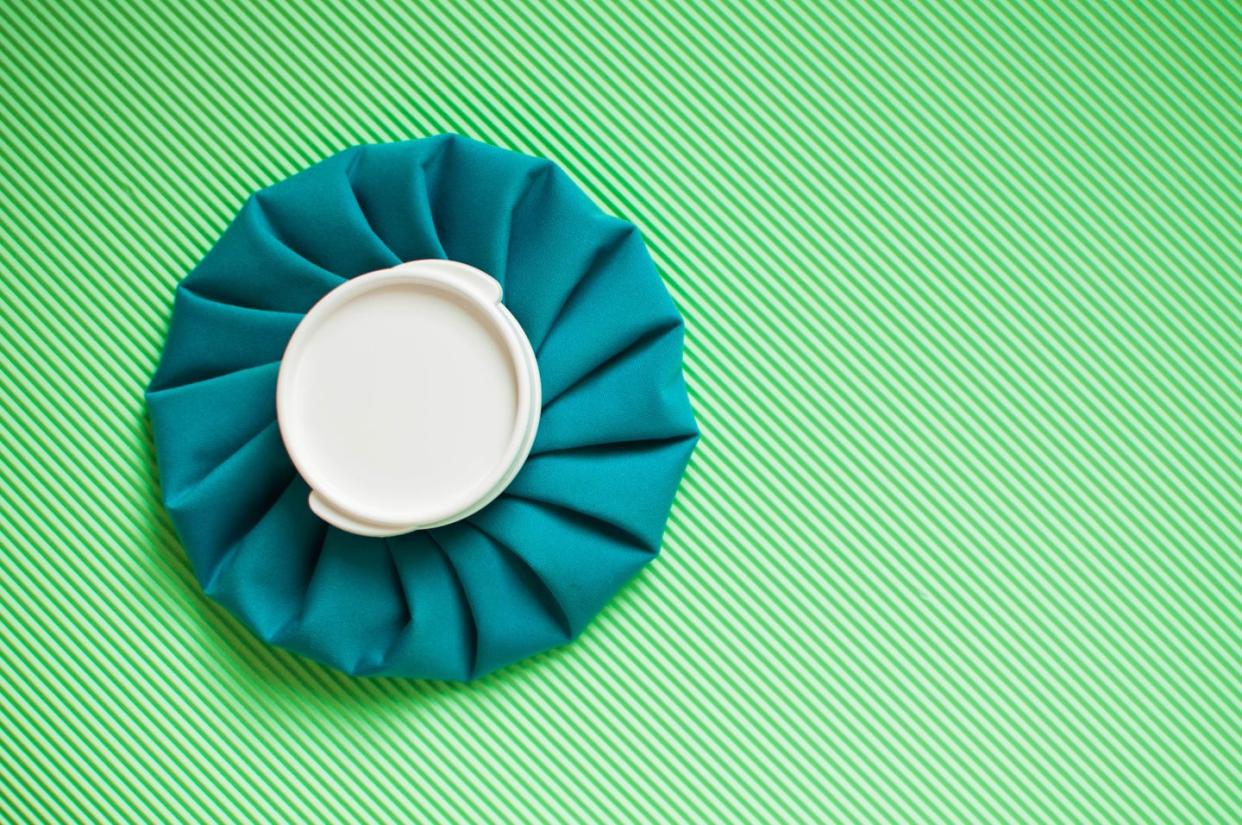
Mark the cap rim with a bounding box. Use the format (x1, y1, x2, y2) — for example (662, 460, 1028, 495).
(276, 260, 541, 536)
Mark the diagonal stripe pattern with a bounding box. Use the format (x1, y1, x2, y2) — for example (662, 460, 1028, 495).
(0, 0, 1239, 822)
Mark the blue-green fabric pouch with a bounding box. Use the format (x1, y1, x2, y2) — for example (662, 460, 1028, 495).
(147, 136, 697, 679)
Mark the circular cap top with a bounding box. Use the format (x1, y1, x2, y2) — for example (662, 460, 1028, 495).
(276, 260, 541, 536)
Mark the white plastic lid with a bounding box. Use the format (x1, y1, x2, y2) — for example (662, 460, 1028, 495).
(276, 260, 540, 537)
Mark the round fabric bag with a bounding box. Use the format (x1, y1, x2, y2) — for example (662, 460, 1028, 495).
(147, 135, 698, 679)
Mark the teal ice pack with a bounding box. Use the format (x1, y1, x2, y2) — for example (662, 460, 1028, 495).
(147, 136, 698, 679)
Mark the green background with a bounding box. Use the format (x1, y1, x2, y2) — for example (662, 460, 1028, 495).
(2, 0, 1240, 821)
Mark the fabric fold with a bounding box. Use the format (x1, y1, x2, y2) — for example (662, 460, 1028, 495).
(148, 289, 301, 392)
(182, 199, 345, 313)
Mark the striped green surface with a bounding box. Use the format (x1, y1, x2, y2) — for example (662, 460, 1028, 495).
(1, 0, 1239, 821)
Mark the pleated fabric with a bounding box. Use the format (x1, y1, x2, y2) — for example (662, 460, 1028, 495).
(148, 135, 698, 678)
